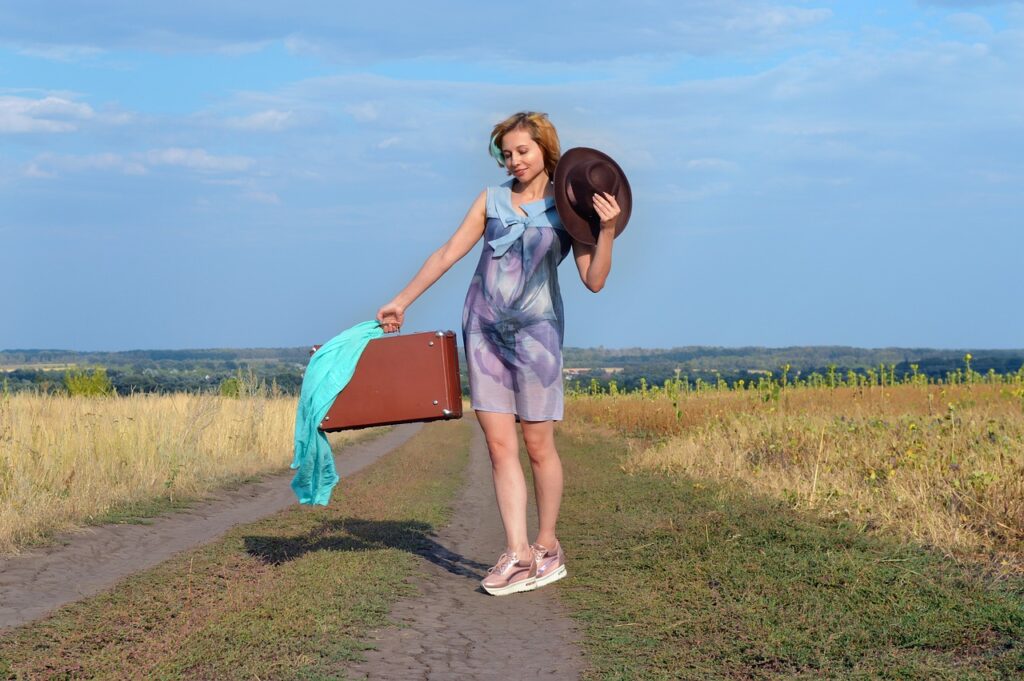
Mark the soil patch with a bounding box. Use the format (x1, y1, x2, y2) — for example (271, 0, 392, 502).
(349, 423, 586, 679)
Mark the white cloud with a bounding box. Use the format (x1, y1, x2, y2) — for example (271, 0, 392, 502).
(0, 95, 95, 133)
(918, 1, 1016, 7)
(23, 152, 147, 177)
(225, 109, 295, 131)
(969, 168, 1022, 184)
(946, 12, 996, 36)
(721, 5, 832, 36)
(345, 102, 379, 122)
(23, 162, 55, 179)
(282, 33, 325, 59)
(215, 40, 271, 57)
(23, 149, 253, 177)
(0, 2, 843, 63)
(242, 190, 281, 205)
(757, 119, 858, 137)
(377, 136, 400, 149)
(14, 43, 104, 62)
(145, 148, 254, 172)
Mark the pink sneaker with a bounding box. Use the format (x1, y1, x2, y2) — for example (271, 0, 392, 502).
(530, 541, 567, 589)
(481, 551, 536, 596)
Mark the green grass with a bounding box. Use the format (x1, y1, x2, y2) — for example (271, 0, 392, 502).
(553, 424, 1024, 680)
(0, 420, 468, 680)
(5, 416, 1021, 680)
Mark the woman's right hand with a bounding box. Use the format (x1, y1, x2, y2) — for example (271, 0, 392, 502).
(376, 301, 405, 334)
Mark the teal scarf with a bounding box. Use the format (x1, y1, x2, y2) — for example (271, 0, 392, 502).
(291, 320, 384, 505)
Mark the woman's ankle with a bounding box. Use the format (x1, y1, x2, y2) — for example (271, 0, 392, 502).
(533, 535, 558, 551)
(510, 544, 532, 561)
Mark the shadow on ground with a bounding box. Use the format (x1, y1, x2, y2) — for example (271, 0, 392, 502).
(244, 518, 489, 580)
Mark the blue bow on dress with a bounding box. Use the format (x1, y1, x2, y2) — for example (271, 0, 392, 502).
(488, 216, 530, 257)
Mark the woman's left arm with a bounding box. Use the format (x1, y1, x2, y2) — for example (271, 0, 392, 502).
(572, 192, 621, 293)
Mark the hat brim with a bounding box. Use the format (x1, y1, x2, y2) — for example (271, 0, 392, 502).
(554, 147, 632, 246)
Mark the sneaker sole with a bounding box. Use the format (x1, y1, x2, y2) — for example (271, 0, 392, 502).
(533, 564, 567, 589)
(482, 577, 537, 596)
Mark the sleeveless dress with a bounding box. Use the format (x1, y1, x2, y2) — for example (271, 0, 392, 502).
(462, 179, 572, 421)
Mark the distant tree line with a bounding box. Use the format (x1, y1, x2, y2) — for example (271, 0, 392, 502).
(1, 362, 306, 396)
(561, 347, 1024, 392)
(2, 346, 1022, 396)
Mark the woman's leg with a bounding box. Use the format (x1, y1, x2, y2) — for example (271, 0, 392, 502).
(520, 419, 562, 549)
(476, 410, 531, 558)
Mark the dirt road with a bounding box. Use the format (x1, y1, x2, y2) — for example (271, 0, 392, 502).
(350, 424, 586, 680)
(0, 424, 422, 631)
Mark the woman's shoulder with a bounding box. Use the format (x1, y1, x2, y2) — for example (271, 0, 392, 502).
(484, 179, 515, 217)
(486, 178, 515, 193)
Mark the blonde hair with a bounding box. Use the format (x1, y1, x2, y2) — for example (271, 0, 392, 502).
(489, 111, 561, 178)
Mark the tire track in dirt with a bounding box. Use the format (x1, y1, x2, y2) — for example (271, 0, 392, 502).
(0, 424, 422, 632)
(350, 422, 586, 680)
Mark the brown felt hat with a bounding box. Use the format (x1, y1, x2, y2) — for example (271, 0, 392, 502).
(554, 147, 632, 246)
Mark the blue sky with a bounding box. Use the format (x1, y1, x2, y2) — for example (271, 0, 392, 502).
(2, 1, 1022, 351)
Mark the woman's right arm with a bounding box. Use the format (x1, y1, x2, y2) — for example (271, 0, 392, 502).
(376, 190, 488, 333)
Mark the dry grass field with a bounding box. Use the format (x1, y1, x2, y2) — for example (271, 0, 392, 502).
(569, 382, 1024, 576)
(0, 391, 365, 555)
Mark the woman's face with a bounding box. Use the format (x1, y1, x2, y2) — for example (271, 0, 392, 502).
(501, 128, 547, 183)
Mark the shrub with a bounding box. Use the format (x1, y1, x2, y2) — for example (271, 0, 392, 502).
(64, 367, 114, 397)
(219, 376, 242, 398)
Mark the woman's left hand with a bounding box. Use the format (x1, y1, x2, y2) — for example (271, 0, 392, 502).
(593, 192, 621, 232)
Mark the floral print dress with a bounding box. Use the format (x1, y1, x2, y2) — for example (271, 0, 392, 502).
(462, 179, 572, 421)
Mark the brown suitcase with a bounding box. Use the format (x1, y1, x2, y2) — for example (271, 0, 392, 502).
(315, 330, 463, 431)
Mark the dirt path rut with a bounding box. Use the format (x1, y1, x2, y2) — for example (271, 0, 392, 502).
(350, 423, 586, 680)
(0, 424, 422, 632)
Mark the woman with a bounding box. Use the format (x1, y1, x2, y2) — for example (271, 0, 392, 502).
(376, 111, 621, 596)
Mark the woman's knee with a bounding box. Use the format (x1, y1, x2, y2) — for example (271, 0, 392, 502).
(486, 435, 516, 456)
(483, 432, 519, 467)
(522, 427, 557, 465)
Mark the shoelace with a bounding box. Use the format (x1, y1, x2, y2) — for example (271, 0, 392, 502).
(487, 552, 517, 575)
